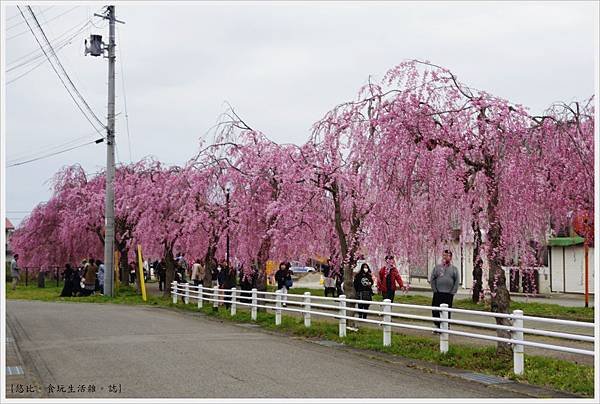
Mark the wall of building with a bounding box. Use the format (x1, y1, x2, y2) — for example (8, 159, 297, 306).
(550, 245, 595, 294)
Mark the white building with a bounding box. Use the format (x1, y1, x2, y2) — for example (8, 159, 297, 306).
(548, 237, 595, 294)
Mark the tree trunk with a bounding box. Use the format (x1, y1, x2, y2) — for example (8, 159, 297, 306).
(471, 218, 483, 303)
(256, 235, 271, 292)
(119, 246, 129, 287)
(203, 232, 218, 289)
(485, 169, 512, 355)
(163, 247, 176, 298)
(331, 182, 360, 326)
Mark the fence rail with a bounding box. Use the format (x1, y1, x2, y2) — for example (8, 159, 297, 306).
(15, 266, 63, 287)
(170, 282, 594, 375)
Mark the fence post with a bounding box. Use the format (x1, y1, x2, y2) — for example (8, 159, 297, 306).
(251, 288, 258, 321)
(197, 285, 203, 309)
(383, 299, 392, 347)
(25, 268, 29, 287)
(275, 290, 282, 326)
(56, 267, 59, 287)
(184, 283, 190, 304)
(440, 303, 449, 353)
(212, 286, 219, 311)
(231, 288, 237, 316)
(304, 292, 311, 328)
(339, 295, 347, 337)
(512, 309, 524, 375)
(172, 281, 178, 304)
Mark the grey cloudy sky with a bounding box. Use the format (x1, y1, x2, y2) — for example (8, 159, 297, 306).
(2, 1, 598, 227)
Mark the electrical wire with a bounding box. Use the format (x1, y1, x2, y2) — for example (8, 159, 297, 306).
(7, 6, 78, 40)
(7, 133, 98, 163)
(8, 8, 104, 66)
(117, 25, 133, 162)
(18, 6, 105, 136)
(7, 16, 103, 71)
(27, 6, 106, 130)
(5, 6, 53, 26)
(6, 57, 50, 85)
(7, 138, 105, 168)
(6, 22, 95, 79)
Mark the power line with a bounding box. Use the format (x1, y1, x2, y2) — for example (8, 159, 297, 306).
(7, 138, 104, 168)
(117, 25, 133, 162)
(27, 6, 106, 129)
(6, 8, 38, 22)
(6, 57, 49, 85)
(6, 22, 94, 79)
(18, 6, 105, 136)
(6, 6, 54, 29)
(7, 15, 103, 71)
(7, 6, 78, 40)
(7, 133, 98, 163)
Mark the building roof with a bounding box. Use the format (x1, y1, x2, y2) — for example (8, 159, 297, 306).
(6, 218, 15, 230)
(548, 237, 585, 247)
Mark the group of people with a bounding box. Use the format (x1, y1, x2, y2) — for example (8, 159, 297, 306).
(319, 251, 459, 326)
(12, 246, 458, 331)
(59, 258, 106, 297)
(346, 255, 405, 320)
(169, 253, 261, 309)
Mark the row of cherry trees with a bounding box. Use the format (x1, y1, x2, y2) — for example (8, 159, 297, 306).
(12, 61, 593, 353)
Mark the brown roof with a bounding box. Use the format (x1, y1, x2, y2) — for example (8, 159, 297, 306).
(6, 218, 15, 230)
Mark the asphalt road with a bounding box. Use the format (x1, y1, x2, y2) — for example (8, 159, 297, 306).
(5, 300, 532, 399)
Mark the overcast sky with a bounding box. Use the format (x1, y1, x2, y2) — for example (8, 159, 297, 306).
(2, 1, 598, 227)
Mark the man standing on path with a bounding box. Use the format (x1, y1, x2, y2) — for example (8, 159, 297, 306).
(430, 249, 460, 329)
(11, 254, 20, 290)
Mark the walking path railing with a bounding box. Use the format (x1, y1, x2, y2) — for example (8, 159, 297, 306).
(171, 282, 594, 376)
(17, 266, 62, 287)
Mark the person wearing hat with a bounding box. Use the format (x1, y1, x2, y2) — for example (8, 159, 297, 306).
(377, 254, 404, 303)
(430, 249, 460, 329)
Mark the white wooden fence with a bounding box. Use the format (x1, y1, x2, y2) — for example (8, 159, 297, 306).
(171, 282, 594, 375)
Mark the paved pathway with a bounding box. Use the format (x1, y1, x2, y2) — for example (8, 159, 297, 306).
(7, 300, 536, 399)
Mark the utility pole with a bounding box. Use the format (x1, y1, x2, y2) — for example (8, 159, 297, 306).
(103, 5, 116, 297)
(88, 6, 123, 297)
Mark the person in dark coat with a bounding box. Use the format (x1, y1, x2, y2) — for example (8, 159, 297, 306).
(353, 263, 374, 319)
(60, 263, 75, 297)
(72, 260, 85, 296)
(322, 260, 337, 297)
(274, 262, 293, 307)
(157, 259, 166, 291)
(239, 264, 257, 304)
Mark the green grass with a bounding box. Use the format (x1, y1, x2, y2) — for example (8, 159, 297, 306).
(8, 283, 594, 397)
(272, 286, 594, 322)
(6, 283, 165, 306)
